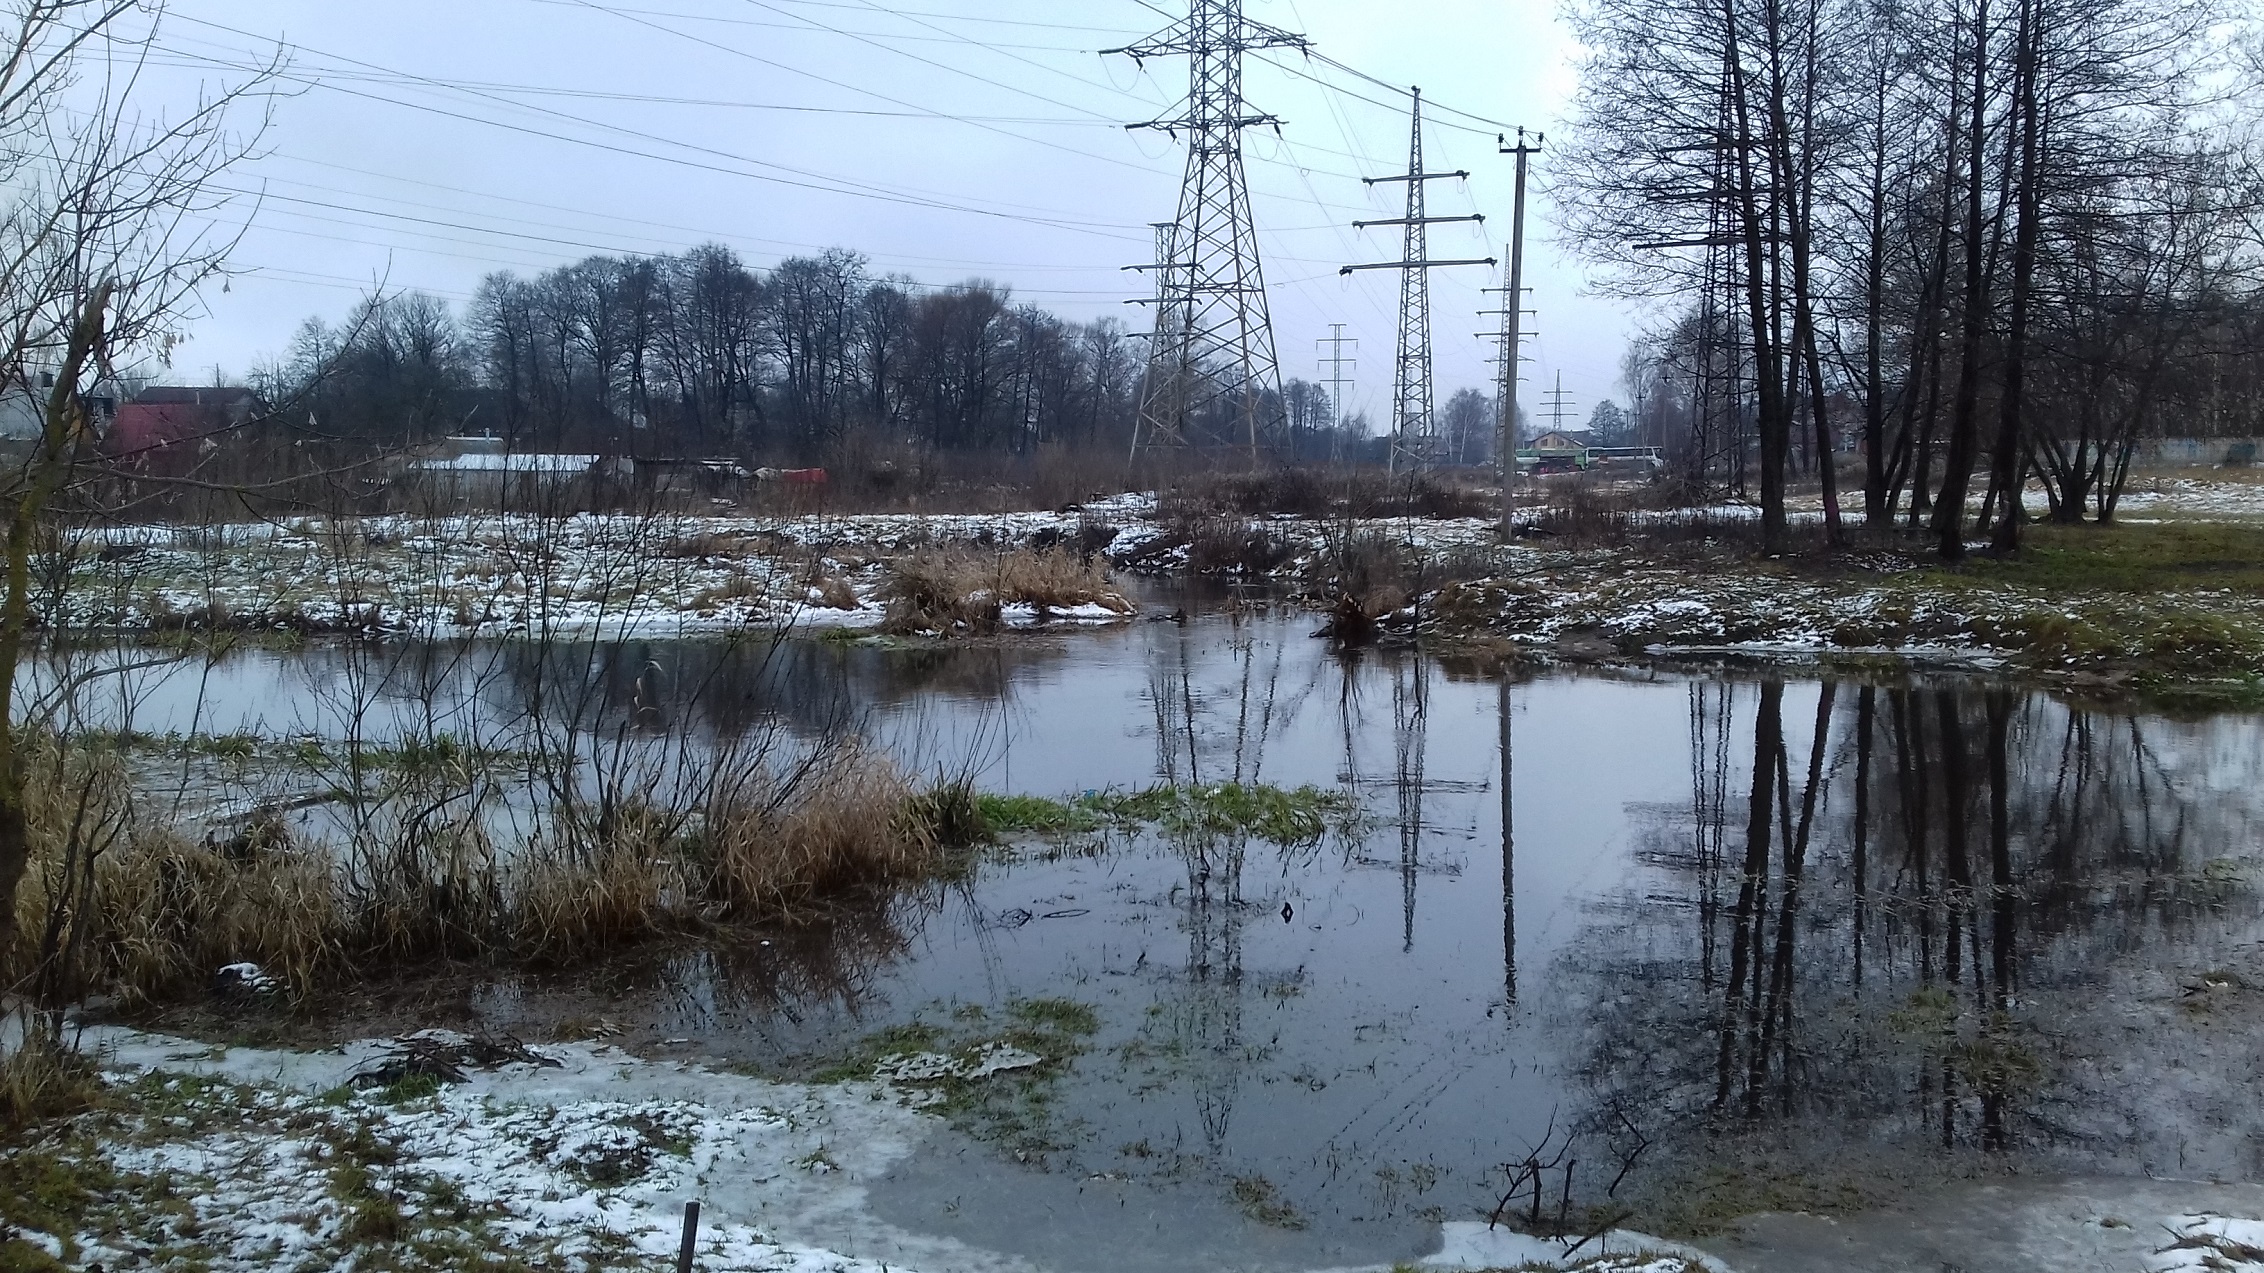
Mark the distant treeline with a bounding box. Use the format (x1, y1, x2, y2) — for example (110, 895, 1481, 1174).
(266, 245, 1395, 465)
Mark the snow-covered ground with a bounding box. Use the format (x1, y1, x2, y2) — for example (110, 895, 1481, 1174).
(40, 471, 2264, 645)
(25, 1025, 2262, 1273)
(23, 1025, 1729, 1273)
(59, 495, 1161, 638)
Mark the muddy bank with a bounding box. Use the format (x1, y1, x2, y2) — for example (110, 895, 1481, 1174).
(44, 481, 2264, 711)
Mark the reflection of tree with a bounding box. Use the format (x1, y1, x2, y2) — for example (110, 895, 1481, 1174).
(1559, 677, 2263, 1209)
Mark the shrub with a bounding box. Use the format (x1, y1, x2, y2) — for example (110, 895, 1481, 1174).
(881, 549, 1129, 633)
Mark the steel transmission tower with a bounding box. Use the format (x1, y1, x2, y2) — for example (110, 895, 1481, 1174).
(1318, 324, 1356, 460)
(1107, 2, 1305, 462)
(1542, 371, 1575, 433)
(1343, 89, 1492, 475)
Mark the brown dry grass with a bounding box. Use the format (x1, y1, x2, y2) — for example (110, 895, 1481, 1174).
(880, 548, 1130, 634)
(92, 830, 345, 1006)
(6, 730, 959, 1008)
(811, 576, 860, 610)
(511, 836, 694, 965)
(708, 745, 937, 914)
(0, 1029, 100, 1131)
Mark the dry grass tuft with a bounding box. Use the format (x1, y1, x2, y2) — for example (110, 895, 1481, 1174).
(7, 719, 961, 1007)
(658, 531, 754, 559)
(0, 1028, 101, 1131)
(92, 828, 344, 1006)
(880, 549, 1129, 634)
(708, 745, 938, 915)
(512, 837, 693, 964)
(811, 576, 861, 610)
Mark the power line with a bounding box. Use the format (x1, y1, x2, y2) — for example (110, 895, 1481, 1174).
(168, 19, 1152, 239)
(144, 52, 1122, 123)
(522, 0, 1121, 50)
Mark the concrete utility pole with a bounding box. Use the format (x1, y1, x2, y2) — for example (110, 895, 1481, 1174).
(1493, 129, 1539, 532)
(1342, 87, 1494, 477)
(1317, 325, 1356, 461)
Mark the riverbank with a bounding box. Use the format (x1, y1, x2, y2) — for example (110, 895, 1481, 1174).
(13, 1024, 2261, 1273)
(1424, 520, 2264, 711)
(48, 475, 2264, 706)
(4, 1024, 1724, 1273)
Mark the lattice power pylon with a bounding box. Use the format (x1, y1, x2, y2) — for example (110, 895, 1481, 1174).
(1108, 1, 1304, 462)
(1342, 89, 1492, 475)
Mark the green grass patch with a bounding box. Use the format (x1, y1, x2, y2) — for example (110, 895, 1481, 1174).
(1936, 521, 2264, 594)
(970, 783, 1355, 845)
(1230, 1173, 1306, 1229)
(1087, 782, 1355, 845)
(803, 996, 1102, 1164)
(975, 793, 1103, 836)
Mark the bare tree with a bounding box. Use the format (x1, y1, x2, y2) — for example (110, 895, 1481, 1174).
(0, 0, 277, 984)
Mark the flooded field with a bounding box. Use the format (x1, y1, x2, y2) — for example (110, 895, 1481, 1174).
(60, 587, 2264, 1269)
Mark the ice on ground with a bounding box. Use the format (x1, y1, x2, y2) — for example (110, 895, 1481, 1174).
(872, 1043, 1045, 1083)
(72, 1025, 1029, 1273)
(1430, 1220, 1729, 1271)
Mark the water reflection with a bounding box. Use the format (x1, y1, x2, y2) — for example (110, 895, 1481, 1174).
(77, 606, 2264, 1237)
(1571, 675, 2263, 1211)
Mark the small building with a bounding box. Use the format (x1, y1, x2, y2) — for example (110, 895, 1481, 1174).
(0, 376, 120, 445)
(405, 437, 627, 508)
(110, 385, 263, 476)
(1522, 429, 1596, 474)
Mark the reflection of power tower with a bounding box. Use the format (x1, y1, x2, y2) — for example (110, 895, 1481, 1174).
(1541, 372, 1575, 434)
(1688, 682, 1735, 991)
(1108, 1, 1304, 462)
(1318, 324, 1356, 462)
(1142, 633, 1252, 1154)
(1344, 89, 1492, 476)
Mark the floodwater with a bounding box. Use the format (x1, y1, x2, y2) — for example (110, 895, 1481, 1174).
(56, 586, 2264, 1269)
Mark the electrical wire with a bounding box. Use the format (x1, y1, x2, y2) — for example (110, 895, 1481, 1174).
(167, 19, 1155, 238)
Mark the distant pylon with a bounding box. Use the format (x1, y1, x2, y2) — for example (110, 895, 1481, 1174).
(1318, 324, 1356, 462)
(1542, 371, 1575, 433)
(1108, 1, 1305, 463)
(1342, 88, 1493, 476)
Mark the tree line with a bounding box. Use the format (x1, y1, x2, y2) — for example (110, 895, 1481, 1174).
(1560, 0, 2257, 553)
(271, 246, 1156, 463)
(261, 245, 1529, 470)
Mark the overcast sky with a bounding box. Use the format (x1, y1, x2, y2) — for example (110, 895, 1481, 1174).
(161, 0, 1644, 429)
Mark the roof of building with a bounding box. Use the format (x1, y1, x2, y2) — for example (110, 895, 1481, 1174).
(1531, 429, 1597, 450)
(413, 453, 601, 473)
(133, 386, 263, 407)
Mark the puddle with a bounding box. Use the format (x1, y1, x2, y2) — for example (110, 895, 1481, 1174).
(54, 583, 2264, 1267)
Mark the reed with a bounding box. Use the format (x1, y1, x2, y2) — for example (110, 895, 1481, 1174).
(6, 726, 960, 1008)
(880, 548, 1128, 634)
